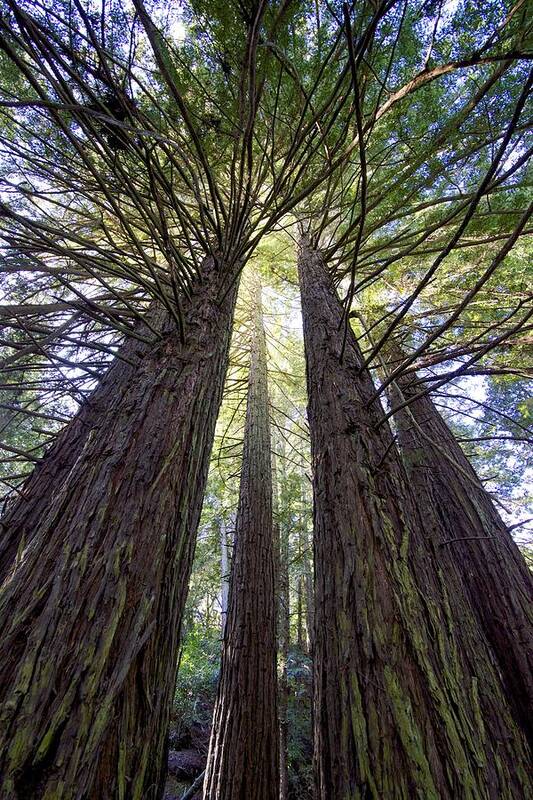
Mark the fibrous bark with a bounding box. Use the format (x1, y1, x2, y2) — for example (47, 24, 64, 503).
(0, 311, 163, 584)
(301, 472, 314, 656)
(273, 437, 290, 800)
(388, 360, 533, 742)
(298, 237, 531, 800)
(203, 279, 279, 800)
(0, 257, 238, 800)
(219, 517, 230, 635)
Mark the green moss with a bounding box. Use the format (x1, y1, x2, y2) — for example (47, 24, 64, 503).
(384, 666, 439, 799)
(132, 743, 150, 800)
(346, 671, 379, 799)
(43, 780, 64, 800)
(388, 528, 488, 796)
(118, 735, 127, 800)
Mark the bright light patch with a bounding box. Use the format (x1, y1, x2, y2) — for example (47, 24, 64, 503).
(169, 18, 186, 43)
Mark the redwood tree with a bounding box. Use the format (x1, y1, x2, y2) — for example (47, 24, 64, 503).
(275, 439, 291, 800)
(0, 312, 163, 583)
(203, 279, 279, 800)
(0, 259, 239, 799)
(298, 236, 531, 799)
(388, 359, 533, 743)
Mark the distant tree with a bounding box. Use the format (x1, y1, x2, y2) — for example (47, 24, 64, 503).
(204, 278, 279, 800)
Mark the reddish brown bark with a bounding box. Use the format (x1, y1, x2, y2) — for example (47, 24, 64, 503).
(274, 439, 290, 800)
(203, 280, 279, 800)
(0, 258, 238, 800)
(298, 237, 531, 799)
(389, 361, 533, 742)
(278, 559, 290, 800)
(219, 517, 230, 635)
(0, 312, 163, 584)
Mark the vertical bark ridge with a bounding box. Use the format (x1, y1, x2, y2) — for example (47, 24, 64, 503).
(220, 517, 230, 635)
(388, 360, 533, 742)
(203, 277, 279, 800)
(0, 258, 239, 800)
(273, 437, 290, 800)
(298, 237, 531, 800)
(0, 307, 167, 584)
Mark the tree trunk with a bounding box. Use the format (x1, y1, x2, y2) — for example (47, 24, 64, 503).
(0, 309, 165, 584)
(300, 471, 314, 656)
(274, 434, 290, 800)
(279, 572, 290, 800)
(297, 574, 304, 650)
(0, 258, 239, 800)
(203, 278, 279, 800)
(297, 237, 531, 800)
(219, 517, 230, 635)
(388, 358, 533, 743)
(304, 563, 314, 655)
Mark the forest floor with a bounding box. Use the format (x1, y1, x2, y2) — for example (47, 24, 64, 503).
(164, 711, 210, 799)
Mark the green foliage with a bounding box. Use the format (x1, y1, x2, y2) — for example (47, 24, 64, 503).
(173, 625, 221, 742)
(286, 649, 313, 799)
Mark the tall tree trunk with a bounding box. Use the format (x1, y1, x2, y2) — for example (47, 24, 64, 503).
(297, 237, 531, 800)
(0, 258, 238, 800)
(219, 517, 230, 635)
(279, 568, 290, 800)
(274, 434, 290, 800)
(304, 563, 314, 655)
(0, 309, 164, 584)
(388, 358, 533, 742)
(203, 279, 279, 800)
(297, 573, 305, 650)
(300, 470, 314, 656)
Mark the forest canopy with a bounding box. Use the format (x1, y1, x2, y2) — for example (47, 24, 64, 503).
(0, 1, 531, 799)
